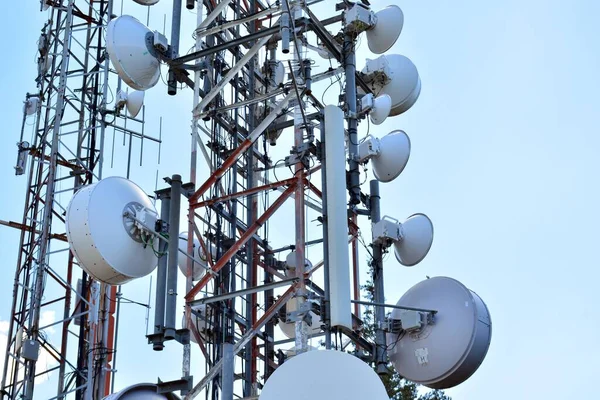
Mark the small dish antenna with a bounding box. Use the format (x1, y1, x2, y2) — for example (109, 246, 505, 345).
(177, 232, 213, 281)
(132, 0, 160, 5)
(366, 6, 404, 54)
(362, 54, 421, 116)
(115, 90, 145, 118)
(259, 350, 389, 400)
(66, 176, 159, 285)
(360, 93, 392, 125)
(23, 97, 39, 116)
(358, 130, 410, 183)
(182, 303, 210, 343)
(106, 15, 161, 91)
(372, 213, 434, 267)
(344, 4, 404, 54)
(388, 277, 492, 389)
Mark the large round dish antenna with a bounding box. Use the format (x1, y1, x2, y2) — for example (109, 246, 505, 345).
(106, 15, 161, 91)
(66, 176, 158, 285)
(259, 350, 388, 400)
(103, 383, 178, 400)
(388, 277, 492, 389)
(362, 54, 421, 116)
(177, 232, 212, 280)
(366, 5, 404, 54)
(278, 298, 322, 339)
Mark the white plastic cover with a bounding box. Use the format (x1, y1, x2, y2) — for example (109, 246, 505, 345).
(66, 176, 158, 285)
(259, 350, 388, 400)
(106, 15, 161, 91)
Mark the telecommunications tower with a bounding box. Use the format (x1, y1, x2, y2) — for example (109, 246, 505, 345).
(2, 1, 492, 399)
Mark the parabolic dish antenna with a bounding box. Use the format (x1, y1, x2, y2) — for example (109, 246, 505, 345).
(284, 250, 313, 277)
(259, 350, 388, 400)
(182, 303, 209, 343)
(372, 129, 410, 183)
(388, 277, 492, 389)
(362, 54, 421, 116)
(132, 0, 160, 5)
(106, 15, 161, 91)
(177, 232, 211, 280)
(278, 297, 322, 339)
(66, 176, 158, 285)
(103, 383, 178, 400)
(366, 5, 404, 54)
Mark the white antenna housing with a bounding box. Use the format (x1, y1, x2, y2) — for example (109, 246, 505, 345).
(259, 350, 389, 400)
(358, 130, 411, 183)
(106, 15, 161, 91)
(366, 5, 404, 54)
(362, 54, 421, 116)
(66, 177, 158, 285)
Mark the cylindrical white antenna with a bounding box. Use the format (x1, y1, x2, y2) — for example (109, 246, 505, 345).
(323, 105, 352, 329)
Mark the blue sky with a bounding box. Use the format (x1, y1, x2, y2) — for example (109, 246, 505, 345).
(1, 1, 600, 399)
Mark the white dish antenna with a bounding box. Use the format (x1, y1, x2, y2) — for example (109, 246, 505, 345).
(103, 383, 178, 399)
(388, 277, 492, 389)
(182, 303, 209, 343)
(366, 5, 404, 54)
(106, 15, 161, 91)
(115, 89, 145, 118)
(374, 130, 410, 182)
(278, 297, 322, 339)
(284, 251, 313, 277)
(132, 0, 160, 5)
(259, 350, 389, 400)
(358, 130, 410, 183)
(362, 54, 421, 116)
(284, 345, 317, 359)
(177, 232, 213, 281)
(372, 213, 433, 267)
(24, 97, 39, 116)
(394, 213, 434, 266)
(66, 176, 158, 285)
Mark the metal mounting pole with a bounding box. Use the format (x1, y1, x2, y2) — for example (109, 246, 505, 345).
(320, 120, 332, 349)
(166, 175, 182, 339)
(154, 194, 171, 349)
(369, 180, 387, 375)
(344, 34, 361, 205)
(168, 0, 183, 95)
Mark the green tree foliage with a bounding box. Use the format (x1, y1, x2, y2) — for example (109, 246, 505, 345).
(361, 263, 451, 400)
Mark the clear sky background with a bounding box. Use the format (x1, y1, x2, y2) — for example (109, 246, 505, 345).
(1, 1, 600, 399)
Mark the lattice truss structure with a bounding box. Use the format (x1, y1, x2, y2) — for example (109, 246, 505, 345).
(0, 1, 158, 399)
(166, 1, 386, 399)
